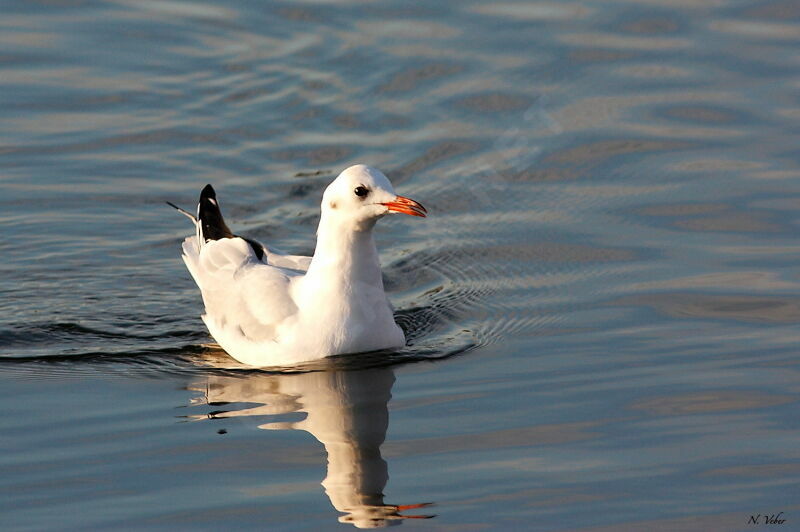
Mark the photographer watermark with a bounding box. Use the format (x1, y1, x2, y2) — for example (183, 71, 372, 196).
(749, 512, 786, 525)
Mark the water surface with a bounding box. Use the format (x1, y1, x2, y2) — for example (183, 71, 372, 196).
(2, 0, 800, 530)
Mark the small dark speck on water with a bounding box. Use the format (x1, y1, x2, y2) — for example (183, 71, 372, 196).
(217, 429, 227, 435)
(294, 169, 332, 177)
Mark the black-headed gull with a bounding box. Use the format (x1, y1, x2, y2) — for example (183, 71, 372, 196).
(169, 165, 426, 367)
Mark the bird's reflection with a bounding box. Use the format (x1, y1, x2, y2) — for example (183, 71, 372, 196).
(189, 362, 433, 528)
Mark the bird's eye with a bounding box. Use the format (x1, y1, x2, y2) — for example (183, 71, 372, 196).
(354, 186, 369, 197)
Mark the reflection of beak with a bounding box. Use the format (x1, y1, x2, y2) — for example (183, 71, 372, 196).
(393, 502, 435, 520)
(381, 195, 427, 217)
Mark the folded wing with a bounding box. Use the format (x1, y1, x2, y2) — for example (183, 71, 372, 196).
(182, 236, 307, 343)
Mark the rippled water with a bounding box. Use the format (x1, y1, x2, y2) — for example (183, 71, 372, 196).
(3, 0, 800, 530)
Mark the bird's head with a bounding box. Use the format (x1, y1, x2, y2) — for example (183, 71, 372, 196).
(320, 165, 426, 230)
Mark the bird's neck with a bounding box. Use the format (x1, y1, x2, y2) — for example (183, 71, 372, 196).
(306, 216, 383, 289)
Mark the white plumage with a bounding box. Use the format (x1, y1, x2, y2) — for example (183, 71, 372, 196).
(171, 165, 426, 367)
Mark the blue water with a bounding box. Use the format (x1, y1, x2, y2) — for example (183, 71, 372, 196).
(2, 1, 800, 530)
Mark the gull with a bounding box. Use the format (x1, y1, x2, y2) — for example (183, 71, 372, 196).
(168, 165, 426, 367)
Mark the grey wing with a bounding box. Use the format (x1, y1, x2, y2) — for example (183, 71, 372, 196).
(236, 236, 311, 272)
(263, 246, 312, 272)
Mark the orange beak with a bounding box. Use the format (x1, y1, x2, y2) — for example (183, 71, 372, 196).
(382, 195, 427, 217)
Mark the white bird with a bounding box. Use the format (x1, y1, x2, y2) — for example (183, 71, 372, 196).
(169, 164, 426, 367)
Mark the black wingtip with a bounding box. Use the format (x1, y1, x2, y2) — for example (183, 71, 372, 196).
(198, 183, 234, 241)
(201, 184, 216, 199)
(195, 184, 265, 260)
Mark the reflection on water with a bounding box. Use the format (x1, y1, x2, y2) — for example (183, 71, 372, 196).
(189, 366, 433, 528)
(3, 0, 800, 529)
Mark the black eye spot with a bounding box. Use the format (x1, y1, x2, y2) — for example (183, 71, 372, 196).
(354, 186, 369, 197)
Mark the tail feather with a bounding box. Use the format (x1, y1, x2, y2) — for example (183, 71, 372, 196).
(180, 236, 203, 285)
(166, 201, 196, 222)
(167, 201, 202, 252)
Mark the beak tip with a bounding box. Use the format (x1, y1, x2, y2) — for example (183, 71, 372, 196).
(382, 195, 427, 218)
